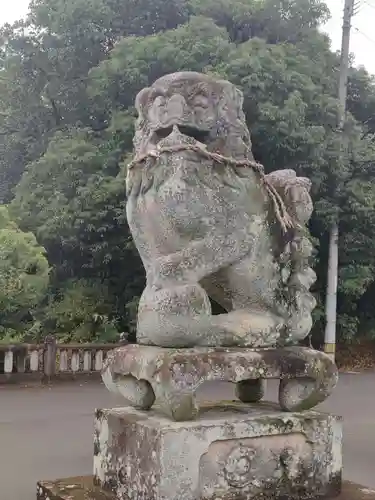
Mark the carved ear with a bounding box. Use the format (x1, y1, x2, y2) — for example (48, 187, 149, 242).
(135, 87, 151, 120)
(217, 80, 245, 117)
(233, 87, 245, 115)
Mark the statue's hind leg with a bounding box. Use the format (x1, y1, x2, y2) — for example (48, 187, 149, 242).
(137, 282, 284, 348)
(136, 283, 212, 347)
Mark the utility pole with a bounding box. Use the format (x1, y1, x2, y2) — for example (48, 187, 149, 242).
(324, 0, 356, 360)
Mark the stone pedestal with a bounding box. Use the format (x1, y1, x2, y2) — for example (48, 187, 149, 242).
(102, 345, 338, 421)
(93, 403, 342, 500)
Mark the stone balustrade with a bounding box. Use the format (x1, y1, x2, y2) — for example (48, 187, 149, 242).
(0, 337, 123, 383)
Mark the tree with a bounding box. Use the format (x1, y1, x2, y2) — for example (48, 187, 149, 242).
(30, 0, 190, 39)
(3, 0, 375, 343)
(88, 16, 232, 112)
(11, 125, 144, 339)
(189, 0, 329, 45)
(0, 207, 49, 341)
(42, 279, 119, 343)
(347, 67, 375, 136)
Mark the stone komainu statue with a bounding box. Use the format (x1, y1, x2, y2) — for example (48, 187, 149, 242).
(102, 72, 337, 421)
(127, 71, 315, 349)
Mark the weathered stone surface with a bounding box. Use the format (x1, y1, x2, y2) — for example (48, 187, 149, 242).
(37, 476, 115, 500)
(102, 344, 338, 420)
(37, 72, 343, 500)
(127, 71, 317, 348)
(93, 404, 342, 500)
(35, 479, 375, 500)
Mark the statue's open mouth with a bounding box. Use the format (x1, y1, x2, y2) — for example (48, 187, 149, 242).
(154, 125, 210, 145)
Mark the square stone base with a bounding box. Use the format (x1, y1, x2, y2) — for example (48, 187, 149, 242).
(93, 402, 342, 500)
(36, 479, 374, 500)
(37, 476, 115, 499)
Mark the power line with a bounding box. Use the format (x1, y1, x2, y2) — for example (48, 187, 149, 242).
(353, 1, 363, 14)
(363, 0, 375, 10)
(353, 26, 375, 45)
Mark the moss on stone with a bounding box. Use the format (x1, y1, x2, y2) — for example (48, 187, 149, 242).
(37, 476, 116, 500)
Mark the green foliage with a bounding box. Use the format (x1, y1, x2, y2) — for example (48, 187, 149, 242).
(30, 0, 190, 39)
(0, 327, 24, 344)
(10, 126, 144, 341)
(43, 279, 119, 343)
(88, 16, 232, 111)
(189, 0, 329, 44)
(2, 0, 375, 343)
(215, 37, 337, 172)
(0, 207, 49, 339)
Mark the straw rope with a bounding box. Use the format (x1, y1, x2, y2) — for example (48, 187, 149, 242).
(128, 143, 294, 233)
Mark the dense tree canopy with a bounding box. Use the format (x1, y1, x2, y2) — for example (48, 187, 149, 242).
(1, 0, 375, 343)
(0, 207, 49, 342)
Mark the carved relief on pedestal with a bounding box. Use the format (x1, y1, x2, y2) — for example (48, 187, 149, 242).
(199, 434, 314, 500)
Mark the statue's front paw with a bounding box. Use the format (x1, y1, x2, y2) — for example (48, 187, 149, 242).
(210, 310, 285, 348)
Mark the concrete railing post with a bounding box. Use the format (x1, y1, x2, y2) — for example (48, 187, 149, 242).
(16, 347, 27, 374)
(44, 335, 57, 381)
(4, 348, 14, 375)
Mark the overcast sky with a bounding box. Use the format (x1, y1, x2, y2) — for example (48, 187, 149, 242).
(1, 0, 375, 75)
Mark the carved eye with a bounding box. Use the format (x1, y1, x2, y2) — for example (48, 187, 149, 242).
(152, 95, 165, 108)
(149, 88, 165, 102)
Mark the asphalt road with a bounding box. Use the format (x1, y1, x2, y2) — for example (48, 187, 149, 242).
(1, 372, 375, 500)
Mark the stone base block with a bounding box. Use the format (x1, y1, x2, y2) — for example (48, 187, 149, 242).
(93, 403, 342, 500)
(37, 476, 116, 499)
(36, 479, 375, 500)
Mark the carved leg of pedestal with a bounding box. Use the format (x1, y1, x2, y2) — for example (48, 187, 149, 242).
(277, 347, 338, 412)
(236, 379, 265, 403)
(154, 385, 199, 422)
(279, 377, 327, 412)
(102, 369, 155, 410)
